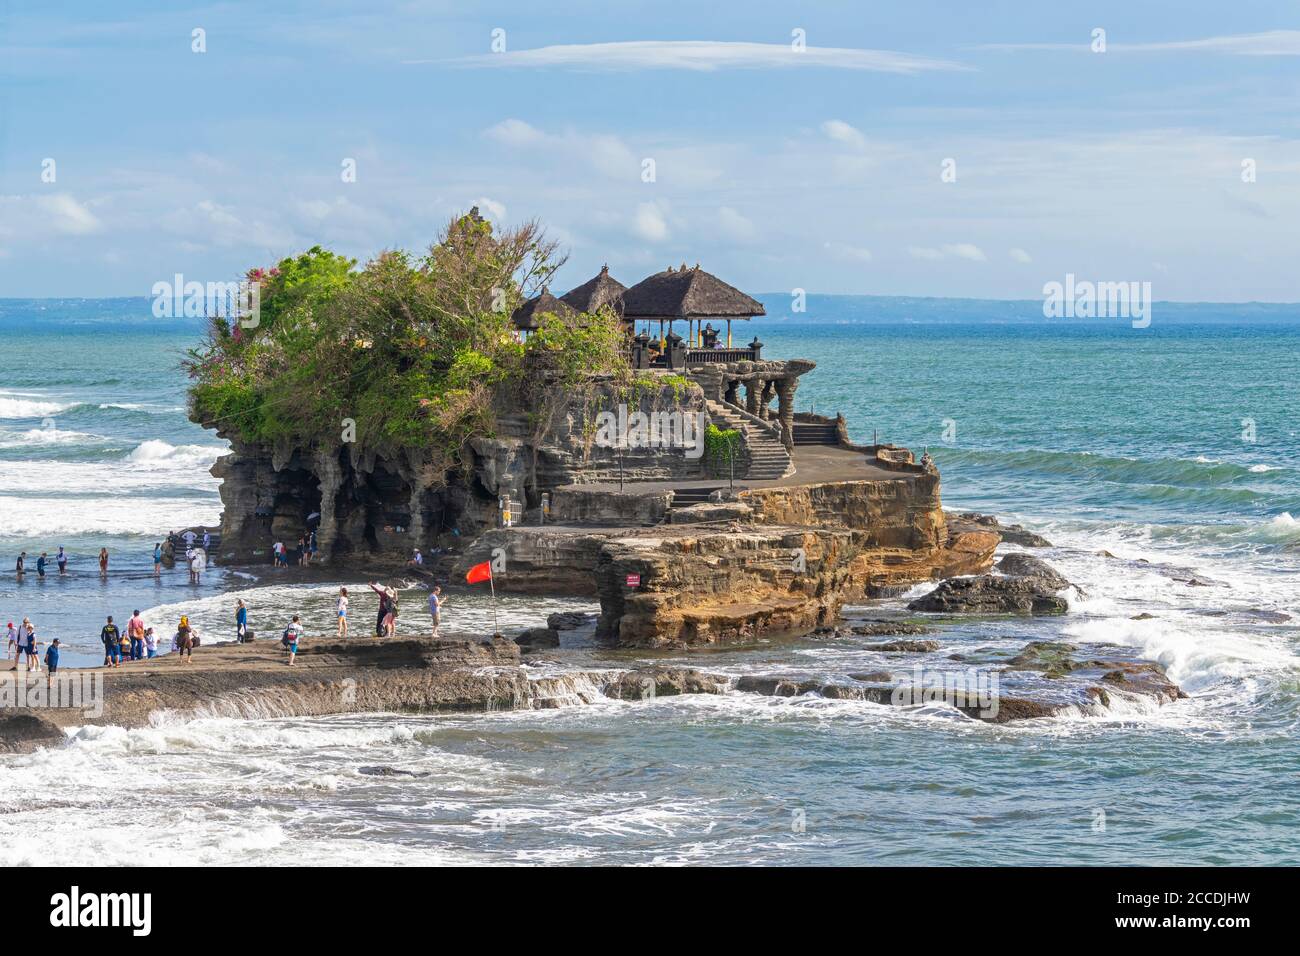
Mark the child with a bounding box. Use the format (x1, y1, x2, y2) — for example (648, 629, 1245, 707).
(284, 615, 303, 666)
(336, 588, 349, 638)
(5, 621, 16, 661)
(44, 639, 59, 676)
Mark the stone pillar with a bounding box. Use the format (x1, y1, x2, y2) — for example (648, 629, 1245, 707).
(775, 376, 798, 451)
(313, 449, 344, 563)
(759, 380, 775, 420)
(745, 379, 759, 415)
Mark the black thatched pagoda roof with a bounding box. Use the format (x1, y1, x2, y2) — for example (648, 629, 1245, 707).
(621, 264, 765, 320)
(511, 288, 576, 331)
(560, 264, 626, 315)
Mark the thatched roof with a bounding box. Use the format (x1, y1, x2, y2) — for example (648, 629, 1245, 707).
(621, 264, 765, 320)
(511, 288, 576, 331)
(561, 264, 626, 315)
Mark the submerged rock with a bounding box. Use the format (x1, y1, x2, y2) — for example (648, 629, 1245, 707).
(604, 666, 729, 700)
(907, 576, 1069, 615)
(514, 626, 561, 649)
(546, 611, 596, 631)
(358, 765, 429, 778)
(869, 640, 941, 653)
(849, 620, 931, 637)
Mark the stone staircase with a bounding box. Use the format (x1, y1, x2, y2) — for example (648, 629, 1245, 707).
(705, 400, 793, 480)
(793, 421, 839, 446)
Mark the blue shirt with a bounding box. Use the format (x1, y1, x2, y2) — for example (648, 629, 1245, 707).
(45, 646, 59, 668)
(236, 606, 247, 626)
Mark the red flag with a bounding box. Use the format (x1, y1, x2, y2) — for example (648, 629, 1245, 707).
(466, 560, 492, 584)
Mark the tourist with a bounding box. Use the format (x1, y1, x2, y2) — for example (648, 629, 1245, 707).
(309, 529, 318, 562)
(273, 540, 285, 567)
(36, 552, 47, 579)
(284, 614, 303, 666)
(368, 581, 396, 638)
(176, 615, 196, 663)
(98, 547, 109, 575)
(22, 624, 40, 672)
(128, 609, 146, 661)
(409, 548, 424, 567)
(5, 621, 17, 661)
(202, 530, 211, 551)
(143, 627, 158, 658)
(192, 547, 206, 583)
(119, 626, 132, 664)
(297, 535, 307, 567)
(15, 552, 25, 578)
(236, 598, 248, 642)
(336, 588, 348, 638)
(9, 619, 32, 670)
(101, 615, 121, 667)
(428, 585, 444, 639)
(44, 639, 60, 676)
(153, 542, 163, 576)
(56, 546, 67, 574)
(182, 529, 197, 550)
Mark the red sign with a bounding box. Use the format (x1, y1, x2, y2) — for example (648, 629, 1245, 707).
(626, 574, 641, 588)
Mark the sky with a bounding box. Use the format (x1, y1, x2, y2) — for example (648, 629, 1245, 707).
(1, 0, 1298, 301)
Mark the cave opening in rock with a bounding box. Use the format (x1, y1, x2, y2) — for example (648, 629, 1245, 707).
(270, 466, 322, 546)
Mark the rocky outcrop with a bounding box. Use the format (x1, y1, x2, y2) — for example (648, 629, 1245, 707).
(996, 553, 1073, 591)
(908, 575, 1069, 615)
(0, 713, 69, 754)
(949, 511, 1051, 548)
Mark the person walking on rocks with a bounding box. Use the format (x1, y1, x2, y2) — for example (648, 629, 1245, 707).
(176, 615, 196, 663)
(22, 623, 40, 672)
(368, 582, 396, 638)
(236, 599, 248, 643)
(284, 614, 303, 665)
(128, 609, 146, 661)
(336, 588, 348, 638)
(428, 585, 445, 639)
(44, 639, 60, 676)
(101, 615, 121, 668)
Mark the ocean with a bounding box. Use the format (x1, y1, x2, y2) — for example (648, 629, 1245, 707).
(1, 295, 1297, 866)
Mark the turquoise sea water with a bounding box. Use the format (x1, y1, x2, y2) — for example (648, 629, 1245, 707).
(0, 296, 1297, 865)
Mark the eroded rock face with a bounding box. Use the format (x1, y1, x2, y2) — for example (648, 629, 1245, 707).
(907, 575, 1069, 615)
(950, 512, 1052, 548)
(0, 714, 68, 754)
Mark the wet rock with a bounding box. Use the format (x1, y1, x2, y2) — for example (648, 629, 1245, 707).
(1243, 609, 1292, 623)
(514, 627, 560, 648)
(1130, 612, 1158, 620)
(996, 553, 1072, 591)
(604, 666, 729, 700)
(869, 640, 940, 653)
(848, 671, 893, 683)
(849, 620, 931, 637)
(908, 576, 1069, 615)
(546, 611, 596, 631)
(950, 512, 1052, 548)
(0, 714, 67, 754)
(358, 765, 429, 778)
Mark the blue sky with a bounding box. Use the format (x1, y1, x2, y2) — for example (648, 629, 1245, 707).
(1, 0, 1298, 300)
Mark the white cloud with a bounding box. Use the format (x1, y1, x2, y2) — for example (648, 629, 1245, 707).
(907, 243, 986, 262)
(435, 40, 968, 74)
(1009, 247, 1033, 263)
(484, 118, 544, 146)
(472, 197, 507, 222)
(984, 29, 1300, 56)
(632, 202, 669, 242)
(718, 207, 757, 241)
(821, 119, 867, 151)
(906, 246, 944, 261)
(0, 193, 104, 238)
(946, 243, 986, 262)
(824, 241, 873, 263)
